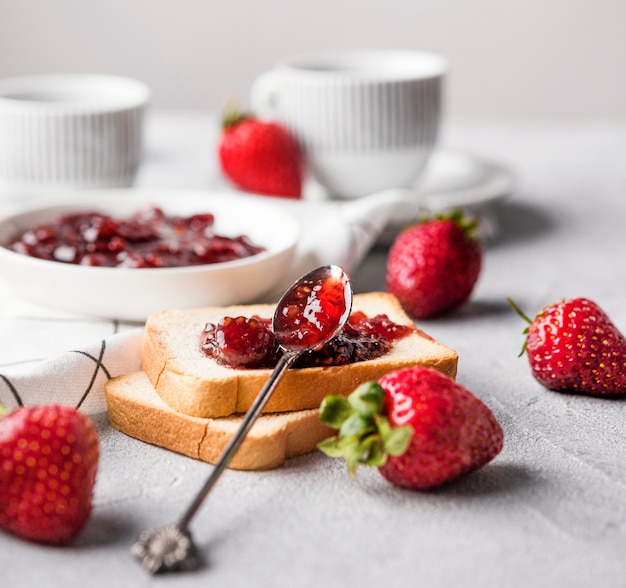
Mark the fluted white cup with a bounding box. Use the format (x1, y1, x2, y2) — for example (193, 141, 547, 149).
(251, 49, 447, 199)
(0, 74, 149, 192)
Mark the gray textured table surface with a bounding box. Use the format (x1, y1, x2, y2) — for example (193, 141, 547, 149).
(2, 112, 625, 587)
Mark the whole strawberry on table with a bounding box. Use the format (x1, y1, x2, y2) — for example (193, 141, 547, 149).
(218, 105, 303, 199)
(386, 211, 482, 319)
(318, 366, 504, 490)
(509, 297, 626, 397)
(0, 403, 99, 545)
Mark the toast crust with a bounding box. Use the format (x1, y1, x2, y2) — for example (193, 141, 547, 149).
(105, 371, 333, 471)
(141, 292, 458, 418)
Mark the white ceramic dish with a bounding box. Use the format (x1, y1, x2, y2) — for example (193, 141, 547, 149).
(0, 74, 149, 191)
(294, 148, 516, 211)
(372, 149, 517, 245)
(0, 190, 299, 321)
(418, 149, 516, 209)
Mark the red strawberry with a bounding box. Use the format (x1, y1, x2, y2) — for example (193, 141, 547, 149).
(218, 106, 303, 199)
(0, 404, 99, 544)
(318, 366, 503, 490)
(509, 297, 626, 397)
(386, 211, 482, 319)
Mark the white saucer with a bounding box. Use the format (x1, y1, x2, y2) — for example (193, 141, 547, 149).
(417, 148, 517, 210)
(372, 149, 517, 244)
(303, 148, 516, 210)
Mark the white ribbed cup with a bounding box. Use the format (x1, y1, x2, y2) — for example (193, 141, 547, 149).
(251, 50, 447, 199)
(0, 74, 149, 192)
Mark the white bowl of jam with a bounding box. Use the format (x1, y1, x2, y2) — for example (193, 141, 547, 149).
(0, 189, 300, 321)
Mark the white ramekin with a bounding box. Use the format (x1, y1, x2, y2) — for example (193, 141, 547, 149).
(0, 74, 150, 192)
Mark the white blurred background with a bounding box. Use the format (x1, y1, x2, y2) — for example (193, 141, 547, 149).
(2, 0, 625, 121)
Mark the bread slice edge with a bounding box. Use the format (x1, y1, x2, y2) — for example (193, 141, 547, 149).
(141, 292, 459, 419)
(105, 371, 332, 471)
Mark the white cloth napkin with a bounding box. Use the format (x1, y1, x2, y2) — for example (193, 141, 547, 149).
(0, 190, 418, 415)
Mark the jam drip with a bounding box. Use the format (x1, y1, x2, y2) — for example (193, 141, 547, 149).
(201, 310, 414, 369)
(7, 206, 266, 268)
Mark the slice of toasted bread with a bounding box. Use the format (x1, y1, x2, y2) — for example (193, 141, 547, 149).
(141, 292, 458, 419)
(105, 371, 333, 471)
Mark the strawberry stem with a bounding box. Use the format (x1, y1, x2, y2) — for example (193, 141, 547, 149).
(507, 297, 531, 356)
(506, 297, 532, 324)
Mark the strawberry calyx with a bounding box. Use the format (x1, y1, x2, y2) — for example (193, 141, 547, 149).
(318, 381, 412, 476)
(421, 209, 480, 240)
(222, 101, 249, 130)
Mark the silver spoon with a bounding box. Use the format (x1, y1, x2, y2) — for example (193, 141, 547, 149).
(132, 264, 353, 574)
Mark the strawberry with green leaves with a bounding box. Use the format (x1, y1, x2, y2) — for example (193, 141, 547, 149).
(0, 403, 99, 544)
(218, 106, 303, 199)
(319, 366, 503, 490)
(509, 297, 626, 397)
(386, 211, 482, 319)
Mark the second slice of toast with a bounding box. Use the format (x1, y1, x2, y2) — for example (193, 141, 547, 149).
(105, 371, 331, 471)
(141, 292, 458, 419)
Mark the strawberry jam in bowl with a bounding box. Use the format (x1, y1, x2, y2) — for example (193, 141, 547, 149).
(6, 206, 266, 268)
(0, 189, 300, 320)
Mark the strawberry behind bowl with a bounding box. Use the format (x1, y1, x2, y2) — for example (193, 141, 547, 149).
(0, 403, 99, 545)
(218, 105, 304, 199)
